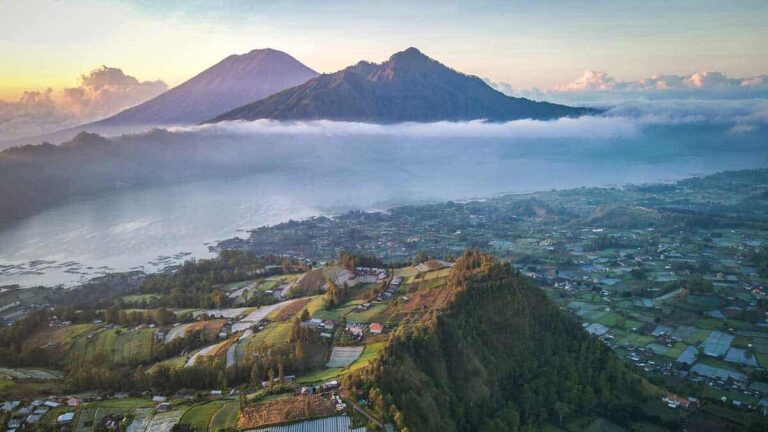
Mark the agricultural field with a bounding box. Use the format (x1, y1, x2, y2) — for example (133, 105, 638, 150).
(346, 342, 386, 373)
(64, 327, 156, 365)
(299, 342, 386, 383)
(165, 319, 227, 342)
(238, 395, 335, 429)
(180, 400, 226, 431)
(268, 297, 312, 321)
(145, 409, 187, 432)
(345, 303, 387, 323)
(125, 408, 154, 432)
(209, 401, 240, 431)
(247, 415, 365, 432)
(326, 346, 364, 368)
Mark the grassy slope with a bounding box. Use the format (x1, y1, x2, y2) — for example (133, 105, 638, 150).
(181, 400, 226, 431)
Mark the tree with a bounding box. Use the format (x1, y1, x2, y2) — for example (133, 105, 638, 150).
(325, 279, 343, 307)
(250, 363, 262, 385)
(553, 402, 570, 425)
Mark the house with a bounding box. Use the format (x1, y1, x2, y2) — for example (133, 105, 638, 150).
(101, 414, 126, 430)
(155, 402, 172, 412)
(1, 400, 20, 412)
(67, 397, 81, 407)
(26, 413, 43, 424)
(321, 380, 340, 391)
(662, 394, 693, 409)
(57, 412, 76, 425)
(43, 400, 60, 408)
(369, 323, 384, 334)
(346, 322, 367, 337)
(152, 396, 167, 403)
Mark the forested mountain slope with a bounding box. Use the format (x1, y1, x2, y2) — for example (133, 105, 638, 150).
(343, 251, 662, 432)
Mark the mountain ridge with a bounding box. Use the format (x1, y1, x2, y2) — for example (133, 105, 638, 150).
(342, 251, 659, 431)
(208, 47, 599, 124)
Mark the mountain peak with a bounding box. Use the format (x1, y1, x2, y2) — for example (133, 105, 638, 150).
(390, 47, 426, 59)
(91, 49, 318, 126)
(388, 47, 434, 66)
(208, 48, 598, 124)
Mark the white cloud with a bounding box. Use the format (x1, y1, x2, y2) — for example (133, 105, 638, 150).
(488, 70, 768, 105)
(175, 116, 641, 140)
(0, 66, 166, 141)
(165, 98, 767, 142)
(606, 99, 768, 128)
(552, 70, 618, 92)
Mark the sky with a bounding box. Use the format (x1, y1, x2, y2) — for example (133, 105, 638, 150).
(1, 0, 768, 100)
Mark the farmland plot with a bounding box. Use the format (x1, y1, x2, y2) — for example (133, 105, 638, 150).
(145, 409, 185, 432)
(126, 408, 153, 432)
(238, 395, 335, 430)
(210, 401, 240, 431)
(326, 346, 364, 368)
(76, 408, 95, 432)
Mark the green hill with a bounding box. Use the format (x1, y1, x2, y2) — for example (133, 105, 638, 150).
(343, 251, 662, 432)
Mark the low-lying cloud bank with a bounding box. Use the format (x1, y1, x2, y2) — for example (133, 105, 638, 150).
(487, 70, 768, 105)
(177, 115, 641, 140)
(0, 66, 166, 141)
(170, 98, 767, 141)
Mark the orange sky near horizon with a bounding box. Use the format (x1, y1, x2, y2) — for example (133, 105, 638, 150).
(1, 0, 767, 101)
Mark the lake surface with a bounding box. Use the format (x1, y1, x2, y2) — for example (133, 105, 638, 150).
(2, 126, 767, 287)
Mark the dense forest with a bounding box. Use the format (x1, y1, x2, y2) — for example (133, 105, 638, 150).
(343, 251, 662, 432)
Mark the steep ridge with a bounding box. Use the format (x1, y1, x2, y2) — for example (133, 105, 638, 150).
(343, 251, 661, 431)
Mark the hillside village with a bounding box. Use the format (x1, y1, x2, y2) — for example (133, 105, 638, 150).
(0, 255, 462, 431)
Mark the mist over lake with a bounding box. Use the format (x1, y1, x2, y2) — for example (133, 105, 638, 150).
(1, 115, 767, 288)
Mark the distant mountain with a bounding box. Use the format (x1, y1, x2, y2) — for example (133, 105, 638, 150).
(93, 48, 318, 126)
(208, 47, 597, 124)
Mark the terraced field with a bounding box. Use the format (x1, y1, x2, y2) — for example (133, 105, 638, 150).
(25, 323, 97, 350)
(180, 401, 226, 431)
(145, 409, 186, 432)
(126, 408, 153, 432)
(235, 322, 293, 364)
(209, 401, 240, 431)
(165, 319, 227, 342)
(64, 327, 156, 365)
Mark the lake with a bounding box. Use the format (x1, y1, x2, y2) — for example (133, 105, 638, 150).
(1, 124, 767, 287)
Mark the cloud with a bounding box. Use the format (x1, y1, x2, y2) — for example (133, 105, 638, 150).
(0, 66, 166, 141)
(552, 70, 618, 92)
(606, 99, 768, 128)
(162, 98, 767, 143)
(487, 70, 768, 105)
(175, 116, 641, 140)
(60, 66, 167, 118)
